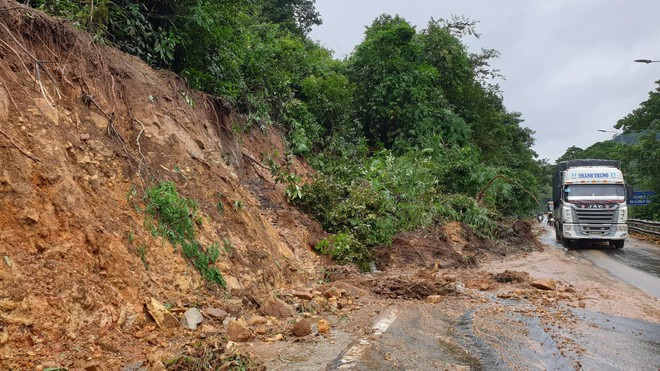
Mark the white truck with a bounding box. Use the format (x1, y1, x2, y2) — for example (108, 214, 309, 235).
(552, 159, 633, 248)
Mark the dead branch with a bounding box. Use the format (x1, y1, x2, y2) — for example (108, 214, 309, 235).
(476, 174, 539, 205)
(0, 23, 62, 104)
(0, 79, 25, 121)
(133, 118, 148, 165)
(241, 148, 269, 170)
(0, 128, 41, 162)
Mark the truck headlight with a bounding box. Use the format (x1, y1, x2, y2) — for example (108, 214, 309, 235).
(562, 206, 573, 223)
(616, 225, 628, 232)
(618, 207, 627, 223)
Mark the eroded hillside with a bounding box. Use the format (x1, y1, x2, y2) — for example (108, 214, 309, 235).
(0, 2, 325, 367)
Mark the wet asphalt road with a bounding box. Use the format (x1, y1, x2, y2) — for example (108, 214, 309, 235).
(539, 227, 660, 298)
(328, 229, 660, 370)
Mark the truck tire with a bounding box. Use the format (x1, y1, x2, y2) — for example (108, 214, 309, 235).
(611, 240, 624, 249)
(555, 228, 561, 242)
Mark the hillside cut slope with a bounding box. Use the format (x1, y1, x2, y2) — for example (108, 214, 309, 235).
(0, 1, 324, 367)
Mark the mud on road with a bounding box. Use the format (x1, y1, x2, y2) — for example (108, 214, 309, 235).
(253, 225, 660, 370)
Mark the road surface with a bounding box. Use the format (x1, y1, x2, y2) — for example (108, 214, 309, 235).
(256, 228, 660, 370)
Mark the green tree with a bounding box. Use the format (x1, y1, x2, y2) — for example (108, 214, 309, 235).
(616, 81, 660, 219)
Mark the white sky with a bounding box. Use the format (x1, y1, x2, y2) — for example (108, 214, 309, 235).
(309, 0, 660, 162)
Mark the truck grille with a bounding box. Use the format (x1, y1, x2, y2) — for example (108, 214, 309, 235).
(574, 208, 616, 224)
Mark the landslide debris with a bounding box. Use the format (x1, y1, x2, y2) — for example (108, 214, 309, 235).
(0, 2, 324, 368)
(0, 2, 550, 368)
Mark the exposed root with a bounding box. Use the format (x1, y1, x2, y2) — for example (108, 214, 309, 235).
(0, 128, 41, 162)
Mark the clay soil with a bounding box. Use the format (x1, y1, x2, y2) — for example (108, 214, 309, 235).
(3, 2, 653, 370)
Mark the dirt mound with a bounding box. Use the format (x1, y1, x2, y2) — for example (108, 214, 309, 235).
(375, 223, 502, 272)
(0, 2, 323, 368)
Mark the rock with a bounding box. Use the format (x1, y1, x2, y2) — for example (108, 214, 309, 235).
(80, 133, 91, 141)
(337, 297, 349, 309)
(199, 324, 220, 335)
(531, 279, 556, 291)
(121, 360, 146, 371)
(323, 287, 342, 299)
(204, 307, 228, 322)
(426, 295, 442, 304)
(182, 308, 203, 330)
(260, 296, 295, 318)
(265, 334, 284, 342)
(254, 326, 269, 335)
(226, 320, 253, 342)
(84, 363, 102, 371)
(248, 315, 268, 326)
(317, 319, 331, 334)
(291, 319, 312, 337)
(292, 290, 314, 301)
(145, 298, 179, 329)
(330, 281, 367, 298)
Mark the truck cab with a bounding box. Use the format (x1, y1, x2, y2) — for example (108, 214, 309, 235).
(553, 160, 632, 248)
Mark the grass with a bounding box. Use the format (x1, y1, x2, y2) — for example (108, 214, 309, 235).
(142, 180, 226, 287)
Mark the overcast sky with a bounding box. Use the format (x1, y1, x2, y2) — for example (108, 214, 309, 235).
(309, 0, 660, 162)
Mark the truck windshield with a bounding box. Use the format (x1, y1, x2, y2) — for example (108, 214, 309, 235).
(564, 184, 625, 201)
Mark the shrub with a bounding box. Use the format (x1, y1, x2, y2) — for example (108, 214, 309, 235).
(314, 232, 373, 272)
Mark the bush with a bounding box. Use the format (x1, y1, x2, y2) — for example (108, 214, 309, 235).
(314, 233, 373, 272)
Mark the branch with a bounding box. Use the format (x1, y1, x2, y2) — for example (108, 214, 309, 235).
(0, 128, 41, 162)
(476, 174, 539, 205)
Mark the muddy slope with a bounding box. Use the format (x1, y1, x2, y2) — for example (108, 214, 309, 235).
(0, 2, 323, 367)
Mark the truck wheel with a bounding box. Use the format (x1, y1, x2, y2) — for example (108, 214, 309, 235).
(611, 240, 624, 249)
(555, 228, 561, 242)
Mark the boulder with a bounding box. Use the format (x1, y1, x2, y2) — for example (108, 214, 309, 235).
(182, 308, 203, 330)
(291, 319, 311, 337)
(204, 307, 229, 322)
(531, 279, 556, 291)
(292, 290, 314, 301)
(247, 315, 268, 326)
(260, 296, 295, 318)
(226, 320, 253, 342)
(145, 298, 179, 329)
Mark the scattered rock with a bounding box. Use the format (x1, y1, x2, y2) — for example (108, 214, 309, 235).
(531, 278, 556, 291)
(254, 326, 269, 335)
(323, 287, 342, 299)
(292, 290, 314, 301)
(260, 296, 295, 318)
(265, 334, 283, 342)
(317, 319, 331, 334)
(291, 319, 312, 337)
(204, 307, 228, 322)
(80, 133, 91, 141)
(226, 320, 253, 342)
(145, 298, 179, 329)
(331, 281, 367, 298)
(121, 360, 146, 371)
(426, 295, 442, 304)
(182, 308, 203, 330)
(248, 315, 268, 326)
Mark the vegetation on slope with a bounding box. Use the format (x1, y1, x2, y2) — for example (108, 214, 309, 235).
(28, 0, 545, 267)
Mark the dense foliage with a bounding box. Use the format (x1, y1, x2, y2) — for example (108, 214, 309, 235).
(31, 1, 545, 268)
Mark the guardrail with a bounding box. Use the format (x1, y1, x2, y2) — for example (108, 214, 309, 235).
(628, 219, 660, 237)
